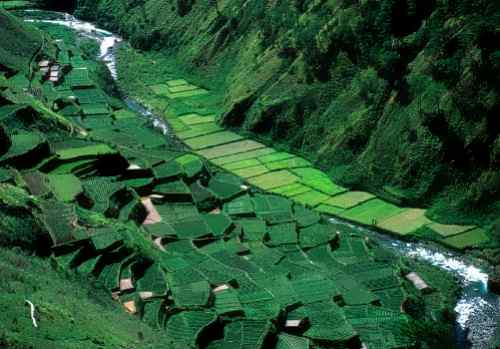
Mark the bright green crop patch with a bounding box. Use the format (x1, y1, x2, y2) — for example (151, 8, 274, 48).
(166, 79, 188, 87)
(426, 222, 475, 238)
(339, 199, 406, 226)
(197, 140, 265, 159)
(150, 84, 170, 95)
(211, 148, 276, 166)
(316, 204, 345, 216)
(233, 164, 270, 178)
(56, 144, 116, 160)
(178, 113, 215, 125)
(271, 182, 312, 197)
(441, 228, 490, 250)
(184, 131, 243, 150)
(377, 208, 432, 236)
(167, 118, 190, 132)
(168, 89, 208, 99)
(176, 123, 222, 140)
(113, 109, 136, 119)
(223, 159, 261, 171)
(292, 168, 347, 196)
(258, 152, 295, 163)
(47, 174, 83, 202)
(265, 157, 311, 171)
(292, 190, 330, 207)
(324, 191, 375, 209)
(247, 170, 299, 190)
(168, 84, 200, 93)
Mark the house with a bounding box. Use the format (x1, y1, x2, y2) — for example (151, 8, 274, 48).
(405, 272, 431, 292)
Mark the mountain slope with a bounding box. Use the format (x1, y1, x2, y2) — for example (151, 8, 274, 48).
(76, 0, 500, 225)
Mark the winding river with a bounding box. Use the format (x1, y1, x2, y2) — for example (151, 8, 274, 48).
(23, 11, 500, 348)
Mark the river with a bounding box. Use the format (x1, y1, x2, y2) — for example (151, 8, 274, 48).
(23, 10, 500, 349)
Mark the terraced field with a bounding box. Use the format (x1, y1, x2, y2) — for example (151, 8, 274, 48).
(144, 78, 490, 251)
(0, 16, 460, 348)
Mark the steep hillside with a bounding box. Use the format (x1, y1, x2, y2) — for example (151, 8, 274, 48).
(0, 8, 44, 73)
(76, 0, 500, 225)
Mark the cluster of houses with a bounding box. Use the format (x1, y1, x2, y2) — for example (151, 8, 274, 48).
(38, 59, 62, 83)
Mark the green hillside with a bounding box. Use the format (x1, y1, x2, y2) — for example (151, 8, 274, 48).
(76, 0, 500, 227)
(0, 8, 463, 349)
(0, 8, 44, 73)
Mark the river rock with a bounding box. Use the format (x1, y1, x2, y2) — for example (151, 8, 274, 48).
(488, 270, 500, 295)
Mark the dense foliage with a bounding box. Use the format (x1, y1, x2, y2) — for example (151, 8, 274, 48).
(75, 0, 500, 230)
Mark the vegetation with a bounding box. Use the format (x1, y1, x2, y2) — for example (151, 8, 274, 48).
(75, 0, 500, 231)
(0, 8, 464, 349)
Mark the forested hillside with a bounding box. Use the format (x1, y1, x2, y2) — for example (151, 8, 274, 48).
(76, 0, 500, 225)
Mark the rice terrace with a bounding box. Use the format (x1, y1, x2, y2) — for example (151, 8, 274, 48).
(0, 1, 499, 348)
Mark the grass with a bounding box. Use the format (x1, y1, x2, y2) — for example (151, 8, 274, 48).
(56, 143, 116, 160)
(223, 158, 261, 171)
(426, 222, 476, 238)
(441, 228, 490, 250)
(176, 123, 223, 139)
(271, 183, 312, 197)
(338, 199, 406, 226)
(291, 190, 330, 207)
(377, 208, 432, 236)
(292, 168, 347, 196)
(247, 170, 299, 190)
(0, 248, 173, 349)
(178, 113, 215, 125)
(211, 148, 276, 166)
(324, 191, 376, 209)
(197, 140, 265, 159)
(184, 131, 243, 150)
(233, 164, 270, 178)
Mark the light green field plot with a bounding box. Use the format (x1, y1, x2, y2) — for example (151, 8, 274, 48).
(168, 118, 190, 132)
(175, 154, 204, 178)
(316, 204, 345, 216)
(291, 190, 330, 207)
(168, 89, 208, 99)
(292, 168, 347, 196)
(377, 208, 432, 236)
(178, 113, 215, 125)
(247, 170, 299, 190)
(258, 152, 295, 164)
(324, 191, 375, 209)
(442, 228, 489, 250)
(150, 84, 170, 95)
(265, 157, 311, 171)
(113, 109, 136, 119)
(56, 144, 115, 160)
(426, 222, 475, 238)
(47, 174, 83, 202)
(184, 131, 243, 150)
(271, 183, 312, 197)
(211, 148, 276, 166)
(197, 140, 265, 159)
(339, 199, 406, 226)
(166, 79, 188, 87)
(0, 132, 45, 161)
(223, 159, 261, 171)
(168, 84, 200, 93)
(176, 123, 222, 140)
(233, 165, 270, 178)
